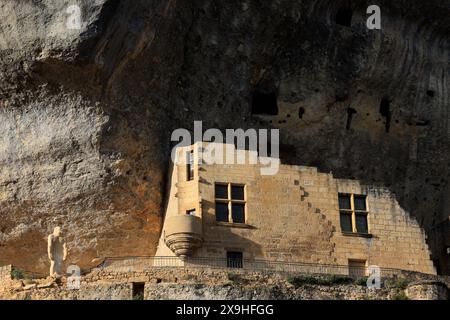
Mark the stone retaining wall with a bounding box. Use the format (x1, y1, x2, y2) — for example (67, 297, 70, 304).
(0, 266, 448, 300)
(0, 265, 12, 282)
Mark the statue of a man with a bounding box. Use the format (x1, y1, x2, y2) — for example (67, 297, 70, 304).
(47, 227, 67, 277)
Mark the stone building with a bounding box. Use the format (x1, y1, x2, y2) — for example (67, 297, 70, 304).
(156, 143, 436, 275)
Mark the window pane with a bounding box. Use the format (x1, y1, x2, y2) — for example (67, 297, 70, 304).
(227, 251, 243, 268)
(231, 185, 245, 200)
(340, 212, 353, 232)
(187, 165, 194, 180)
(188, 150, 194, 163)
(338, 194, 351, 210)
(354, 195, 366, 211)
(232, 203, 245, 223)
(215, 203, 229, 222)
(187, 151, 194, 181)
(186, 151, 194, 181)
(355, 214, 368, 234)
(215, 184, 228, 199)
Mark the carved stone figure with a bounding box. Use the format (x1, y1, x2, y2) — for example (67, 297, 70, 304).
(47, 227, 67, 277)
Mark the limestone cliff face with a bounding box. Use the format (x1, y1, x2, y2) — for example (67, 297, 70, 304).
(0, 0, 449, 273)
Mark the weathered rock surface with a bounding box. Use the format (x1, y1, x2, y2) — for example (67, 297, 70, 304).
(0, 0, 449, 273)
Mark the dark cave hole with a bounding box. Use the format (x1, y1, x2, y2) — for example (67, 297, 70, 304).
(279, 144, 297, 163)
(335, 93, 349, 102)
(251, 91, 279, 115)
(432, 183, 440, 188)
(379, 98, 391, 133)
(434, 261, 442, 275)
(426, 90, 435, 97)
(336, 6, 353, 27)
(346, 107, 357, 130)
(298, 107, 305, 119)
(415, 119, 430, 126)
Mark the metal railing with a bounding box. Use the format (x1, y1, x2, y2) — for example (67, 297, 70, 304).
(93, 256, 405, 278)
(5, 256, 428, 281)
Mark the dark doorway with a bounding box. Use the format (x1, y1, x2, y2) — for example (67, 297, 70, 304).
(132, 282, 145, 300)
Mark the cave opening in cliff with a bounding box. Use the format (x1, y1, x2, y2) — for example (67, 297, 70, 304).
(336, 6, 353, 27)
(298, 107, 305, 119)
(346, 107, 357, 130)
(415, 119, 430, 126)
(251, 91, 279, 115)
(379, 98, 391, 133)
(427, 90, 435, 97)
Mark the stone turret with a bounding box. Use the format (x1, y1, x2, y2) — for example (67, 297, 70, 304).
(164, 215, 203, 259)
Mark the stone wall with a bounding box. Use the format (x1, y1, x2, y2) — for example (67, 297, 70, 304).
(406, 281, 449, 300)
(157, 144, 435, 274)
(1, 266, 448, 300)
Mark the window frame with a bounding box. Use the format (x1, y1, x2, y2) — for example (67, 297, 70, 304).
(215, 183, 247, 224)
(186, 150, 194, 181)
(338, 193, 370, 235)
(186, 209, 196, 216)
(348, 259, 368, 277)
(226, 251, 244, 269)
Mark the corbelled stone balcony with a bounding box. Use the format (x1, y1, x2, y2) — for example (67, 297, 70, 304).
(164, 215, 203, 259)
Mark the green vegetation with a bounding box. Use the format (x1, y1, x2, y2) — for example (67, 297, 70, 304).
(392, 278, 409, 290)
(287, 275, 353, 287)
(355, 276, 369, 286)
(328, 275, 354, 285)
(287, 275, 319, 287)
(133, 293, 144, 300)
(392, 289, 409, 300)
(387, 277, 409, 300)
(11, 268, 25, 280)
